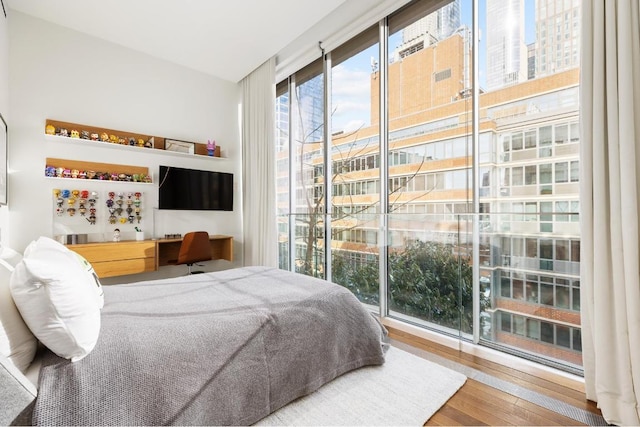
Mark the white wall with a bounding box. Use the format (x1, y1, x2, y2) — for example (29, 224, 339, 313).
(8, 11, 243, 281)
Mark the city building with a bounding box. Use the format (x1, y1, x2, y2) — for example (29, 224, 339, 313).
(486, 0, 528, 90)
(393, 1, 461, 61)
(534, 0, 581, 77)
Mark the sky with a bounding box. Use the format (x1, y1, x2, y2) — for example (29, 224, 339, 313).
(329, 0, 537, 134)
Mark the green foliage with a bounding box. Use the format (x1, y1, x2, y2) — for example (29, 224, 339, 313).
(332, 253, 379, 305)
(388, 240, 473, 333)
(332, 240, 478, 334)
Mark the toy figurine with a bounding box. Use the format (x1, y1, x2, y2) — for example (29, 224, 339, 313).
(70, 130, 80, 138)
(59, 128, 69, 137)
(113, 228, 120, 242)
(207, 139, 216, 156)
(81, 130, 90, 140)
(45, 124, 56, 135)
(100, 132, 109, 142)
(90, 133, 99, 141)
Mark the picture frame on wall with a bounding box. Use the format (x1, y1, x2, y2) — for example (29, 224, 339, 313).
(164, 139, 195, 155)
(0, 113, 7, 205)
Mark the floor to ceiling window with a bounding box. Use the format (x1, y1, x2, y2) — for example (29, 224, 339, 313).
(329, 25, 381, 307)
(276, 0, 581, 374)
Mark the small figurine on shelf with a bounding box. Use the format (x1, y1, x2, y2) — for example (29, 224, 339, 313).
(113, 228, 121, 242)
(207, 140, 216, 157)
(45, 124, 56, 135)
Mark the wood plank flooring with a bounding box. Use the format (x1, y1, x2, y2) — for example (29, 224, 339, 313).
(386, 326, 604, 426)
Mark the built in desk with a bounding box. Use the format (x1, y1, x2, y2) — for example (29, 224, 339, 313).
(67, 235, 233, 278)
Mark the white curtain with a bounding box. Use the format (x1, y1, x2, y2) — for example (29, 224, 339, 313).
(241, 58, 277, 267)
(580, 1, 640, 425)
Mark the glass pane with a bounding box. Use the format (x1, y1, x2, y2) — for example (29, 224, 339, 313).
(556, 325, 571, 348)
(387, 0, 473, 336)
(293, 61, 325, 279)
(555, 124, 568, 144)
(331, 25, 380, 305)
(525, 165, 537, 185)
(573, 329, 582, 351)
(513, 278, 524, 300)
(556, 285, 569, 309)
(556, 239, 569, 260)
(539, 163, 552, 184)
(525, 129, 536, 148)
(541, 322, 554, 344)
(555, 162, 568, 183)
(541, 283, 554, 306)
(527, 319, 540, 339)
(276, 87, 291, 271)
(501, 312, 512, 332)
(526, 279, 539, 303)
(512, 167, 523, 185)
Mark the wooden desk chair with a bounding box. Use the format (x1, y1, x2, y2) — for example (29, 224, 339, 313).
(168, 231, 213, 274)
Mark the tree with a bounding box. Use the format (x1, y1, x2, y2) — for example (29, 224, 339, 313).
(388, 240, 475, 333)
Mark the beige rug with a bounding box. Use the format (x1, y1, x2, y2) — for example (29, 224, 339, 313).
(255, 346, 466, 426)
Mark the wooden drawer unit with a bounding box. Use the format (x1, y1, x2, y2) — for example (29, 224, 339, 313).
(68, 240, 157, 278)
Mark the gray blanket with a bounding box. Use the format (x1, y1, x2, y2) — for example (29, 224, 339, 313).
(33, 266, 386, 425)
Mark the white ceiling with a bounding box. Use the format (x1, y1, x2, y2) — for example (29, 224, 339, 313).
(6, 0, 349, 83)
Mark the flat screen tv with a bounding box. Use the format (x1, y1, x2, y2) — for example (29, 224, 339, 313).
(159, 166, 233, 211)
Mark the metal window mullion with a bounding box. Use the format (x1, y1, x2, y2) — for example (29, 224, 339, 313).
(472, 0, 481, 344)
(378, 18, 389, 319)
(324, 52, 333, 282)
(289, 75, 297, 272)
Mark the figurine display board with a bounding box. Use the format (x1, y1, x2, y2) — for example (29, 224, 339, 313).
(45, 157, 152, 183)
(52, 187, 147, 242)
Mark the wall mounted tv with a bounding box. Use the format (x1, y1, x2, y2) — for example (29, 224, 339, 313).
(158, 166, 233, 211)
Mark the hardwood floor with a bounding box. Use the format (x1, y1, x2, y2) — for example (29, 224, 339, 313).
(387, 326, 604, 426)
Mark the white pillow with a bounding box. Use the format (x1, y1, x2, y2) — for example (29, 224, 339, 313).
(0, 258, 37, 373)
(10, 237, 101, 362)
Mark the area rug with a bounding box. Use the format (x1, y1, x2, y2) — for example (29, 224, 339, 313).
(255, 346, 466, 426)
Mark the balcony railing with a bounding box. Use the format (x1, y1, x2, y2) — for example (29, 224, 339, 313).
(277, 212, 582, 374)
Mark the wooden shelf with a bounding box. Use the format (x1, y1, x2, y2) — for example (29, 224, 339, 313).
(45, 119, 223, 159)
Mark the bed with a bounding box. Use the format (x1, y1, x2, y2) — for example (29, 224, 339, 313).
(1, 239, 387, 426)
